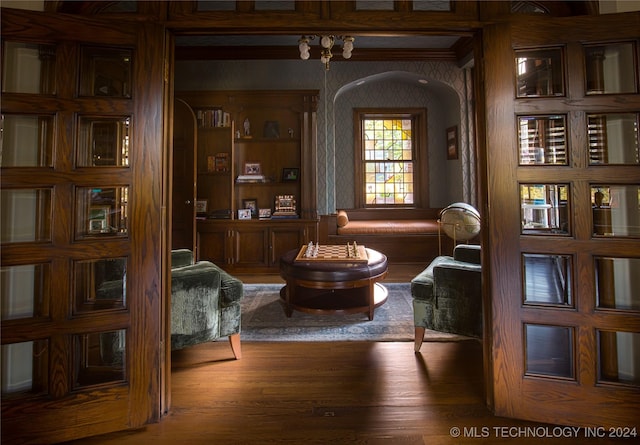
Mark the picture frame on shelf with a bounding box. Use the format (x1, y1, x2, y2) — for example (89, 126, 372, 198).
(244, 162, 262, 175)
(446, 126, 458, 160)
(263, 120, 280, 138)
(195, 199, 208, 215)
(242, 198, 258, 218)
(282, 167, 299, 182)
(237, 208, 252, 220)
(259, 208, 272, 219)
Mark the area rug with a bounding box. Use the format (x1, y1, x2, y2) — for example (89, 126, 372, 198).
(239, 283, 472, 342)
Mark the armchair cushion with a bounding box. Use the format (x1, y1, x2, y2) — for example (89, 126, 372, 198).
(170, 250, 243, 357)
(411, 244, 482, 339)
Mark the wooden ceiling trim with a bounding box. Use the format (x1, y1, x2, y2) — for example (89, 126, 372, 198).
(175, 46, 458, 62)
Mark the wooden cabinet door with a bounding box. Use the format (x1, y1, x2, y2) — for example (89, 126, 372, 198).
(1, 9, 164, 444)
(232, 224, 270, 270)
(197, 223, 230, 265)
(483, 12, 640, 428)
(270, 223, 312, 266)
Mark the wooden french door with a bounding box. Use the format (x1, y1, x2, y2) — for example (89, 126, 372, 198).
(1, 9, 165, 444)
(483, 12, 640, 427)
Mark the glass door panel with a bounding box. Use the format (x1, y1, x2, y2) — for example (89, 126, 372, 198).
(0, 188, 52, 243)
(520, 183, 570, 234)
(1, 114, 54, 167)
(595, 257, 640, 311)
(1, 42, 55, 95)
(525, 324, 575, 379)
(1, 340, 48, 398)
(77, 116, 131, 167)
(73, 258, 127, 313)
(79, 47, 132, 98)
(588, 113, 639, 165)
(598, 331, 640, 386)
(75, 186, 129, 238)
(590, 184, 640, 237)
(1, 264, 50, 320)
(522, 253, 572, 306)
(515, 48, 565, 97)
(585, 42, 638, 95)
(518, 115, 567, 165)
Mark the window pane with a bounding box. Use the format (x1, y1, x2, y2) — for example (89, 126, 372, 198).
(363, 118, 414, 206)
(77, 116, 130, 166)
(75, 187, 129, 238)
(516, 48, 564, 97)
(518, 115, 567, 165)
(585, 42, 637, 95)
(525, 324, 574, 379)
(588, 113, 639, 165)
(0, 188, 52, 243)
(73, 330, 126, 388)
(1, 264, 50, 320)
(1, 114, 54, 167)
(74, 258, 127, 314)
(2, 42, 55, 94)
(1, 340, 48, 397)
(599, 331, 640, 387)
(523, 254, 572, 306)
(591, 185, 640, 237)
(520, 184, 570, 234)
(595, 257, 640, 311)
(79, 47, 132, 97)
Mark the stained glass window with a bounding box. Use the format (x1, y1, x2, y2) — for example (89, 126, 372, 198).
(362, 118, 414, 206)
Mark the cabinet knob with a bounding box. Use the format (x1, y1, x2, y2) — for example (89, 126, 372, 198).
(185, 200, 192, 205)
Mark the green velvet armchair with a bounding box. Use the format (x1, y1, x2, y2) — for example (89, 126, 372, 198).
(410, 244, 482, 352)
(171, 249, 243, 359)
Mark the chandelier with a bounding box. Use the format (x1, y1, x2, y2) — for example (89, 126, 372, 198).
(298, 35, 355, 70)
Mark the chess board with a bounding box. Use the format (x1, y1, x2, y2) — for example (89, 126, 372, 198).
(294, 244, 369, 263)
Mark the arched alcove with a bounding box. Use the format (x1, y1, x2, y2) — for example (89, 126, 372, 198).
(332, 71, 464, 209)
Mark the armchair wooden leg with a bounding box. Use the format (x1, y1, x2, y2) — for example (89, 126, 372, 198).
(414, 327, 425, 352)
(228, 333, 242, 359)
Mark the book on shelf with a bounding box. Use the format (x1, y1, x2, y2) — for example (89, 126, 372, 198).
(214, 153, 229, 172)
(236, 175, 267, 183)
(196, 108, 231, 128)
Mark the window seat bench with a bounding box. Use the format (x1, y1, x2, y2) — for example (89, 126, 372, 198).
(319, 209, 453, 264)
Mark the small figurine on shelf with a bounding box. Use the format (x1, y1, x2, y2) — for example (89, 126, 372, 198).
(243, 118, 251, 137)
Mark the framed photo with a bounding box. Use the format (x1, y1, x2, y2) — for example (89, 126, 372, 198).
(237, 208, 252, 220)
(259, 208, 272, 219)
(195, 199, 208, 214)
(88, 206, 110, 233)
(282, 167, 299, 182)
(244, 162, 262, 175)
(446, 126, 458, 160)
(242, 198, 257, 218)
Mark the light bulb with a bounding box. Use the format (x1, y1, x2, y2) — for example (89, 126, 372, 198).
(342, 49, 352, 59)
(320, 35, 333, 48)
(343, 40, 353, 52)
(300, 49, 310, 60)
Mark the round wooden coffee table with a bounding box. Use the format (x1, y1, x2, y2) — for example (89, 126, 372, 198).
(279, 247, 388, 320)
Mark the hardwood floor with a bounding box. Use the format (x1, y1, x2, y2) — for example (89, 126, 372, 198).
(64, 263, 623, 444)
(68, 341, 623, 445)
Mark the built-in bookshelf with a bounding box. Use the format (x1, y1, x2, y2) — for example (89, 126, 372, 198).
(176, 90, 319, 272)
